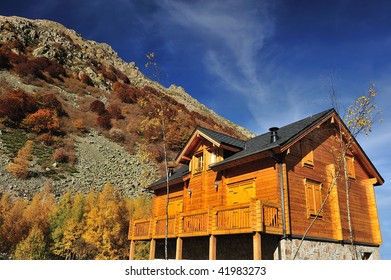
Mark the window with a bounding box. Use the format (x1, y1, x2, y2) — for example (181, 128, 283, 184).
(193, 152, 203, 173)
(210, 150, 217, 164)
(208, 148, 219, 167)
(346, 155, 355, 180)
(304, 179, 323, 218)
(301, 138, 314, 168)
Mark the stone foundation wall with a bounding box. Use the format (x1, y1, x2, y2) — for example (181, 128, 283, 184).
(275, 238, 381, 260)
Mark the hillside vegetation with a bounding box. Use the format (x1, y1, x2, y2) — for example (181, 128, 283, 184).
(0, 16, 253, 199)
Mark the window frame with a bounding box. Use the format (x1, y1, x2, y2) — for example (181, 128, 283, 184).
(304, 179, 323, 219)
(192, 151, 204, 174)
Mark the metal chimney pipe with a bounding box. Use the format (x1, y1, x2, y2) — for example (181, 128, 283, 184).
(269, 127, 279, 143)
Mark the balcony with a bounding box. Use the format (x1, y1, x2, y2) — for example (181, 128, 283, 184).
(129, 200, 282, 240)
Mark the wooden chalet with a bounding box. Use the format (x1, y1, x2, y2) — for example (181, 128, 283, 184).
(128, 108, 384, 260)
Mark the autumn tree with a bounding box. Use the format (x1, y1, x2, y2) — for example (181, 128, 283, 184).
(14, 227, 47, 260)
(0, 195, 28, 258)
(82, 183, 129, 259)
(59, 193, 86, 259)
(22, 109, 61, 134)
(6, 140, 33, 179)
(50, 191, 86, 259)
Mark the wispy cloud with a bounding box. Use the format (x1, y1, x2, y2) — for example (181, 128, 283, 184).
(156, 0, 275, 97)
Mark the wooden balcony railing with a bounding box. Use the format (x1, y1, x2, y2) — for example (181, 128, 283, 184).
(213, 203, 252, 234)
(181, 210, 209, 236)
(129, 200, 282, 240)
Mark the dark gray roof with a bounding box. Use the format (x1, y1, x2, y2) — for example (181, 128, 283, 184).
(212, 108, 335, 167)
(196, 126, 246, 149)
(148, 165, 190, 189)
(149, 108, 335, 188)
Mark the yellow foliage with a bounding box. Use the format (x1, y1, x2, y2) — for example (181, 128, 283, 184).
(6, 140, 33, 179)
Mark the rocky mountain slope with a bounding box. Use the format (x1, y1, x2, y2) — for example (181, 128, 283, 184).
(0, 15, 254, 198)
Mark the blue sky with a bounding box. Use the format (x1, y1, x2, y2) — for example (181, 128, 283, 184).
(2, 0, 391, 259)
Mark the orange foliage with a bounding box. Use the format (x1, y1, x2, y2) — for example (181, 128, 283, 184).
(73, 118, 87, 132)
(0, 89, 38, 124)
(38, 93, 67, 117)
(113, 82, 137, 104)
(22, 109, 61, 133)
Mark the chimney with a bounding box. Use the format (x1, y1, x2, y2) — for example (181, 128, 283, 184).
(269, 127, 279, 143)
(167, 161, 176, 177)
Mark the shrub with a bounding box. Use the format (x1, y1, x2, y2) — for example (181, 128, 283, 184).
(14, 60, 43, 79)
(90, 100, 106, 115)
(0, 49, 11, 69)
(0, 89, 38, 125)
(113, 82, 138, 104)
(110, 66, 129, 84)
(73, 118, 88, 133)
(80, 73, 94, 86)
(100, 66, 117, 82)
(45, 61, 67, 80)
(38, 133, 54, 146)
(107, 103, 124, 120)
(52, 148, 69, 163)
(109, 128, 125, 142)
(9, 40, 25, 52)
(38, 93, 68, 117)
(22, 109, 60, 133)
(96, 113, 112, 130)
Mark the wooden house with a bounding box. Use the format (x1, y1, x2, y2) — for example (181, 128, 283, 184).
(128, 109, 384, 260)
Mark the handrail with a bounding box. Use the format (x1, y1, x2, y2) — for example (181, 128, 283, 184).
(129, 200, 282, 240)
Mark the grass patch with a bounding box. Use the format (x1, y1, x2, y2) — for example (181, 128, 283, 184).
(0, 129, 28, 156)
(32, 141, 55, 167)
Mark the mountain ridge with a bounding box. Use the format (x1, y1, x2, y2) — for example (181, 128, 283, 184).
(0, 15, 254, 198)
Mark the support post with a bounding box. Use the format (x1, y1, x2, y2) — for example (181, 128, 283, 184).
(253, 232, 262, 260)
(149, 239, 156, 260)
(176, 237, 183, 260)
(129, 240, 136, 260)
(209, 235, 216, 260)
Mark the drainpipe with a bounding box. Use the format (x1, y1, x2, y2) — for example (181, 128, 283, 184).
(268, 127, 287, 239)
(278, 161, 287, 239)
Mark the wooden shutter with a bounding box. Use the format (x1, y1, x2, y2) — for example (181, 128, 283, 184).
(302, 138, 314, 167)
(346, 156, 355, 179)
(168, 197, 183, 215)
(227, 180, 255, 205)
(305, 179, 323, 218)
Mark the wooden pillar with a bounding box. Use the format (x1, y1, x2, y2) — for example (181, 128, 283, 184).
(149, 239, 156, 260)
(129, 240, 136, 260)
(176, 237, 183, 260)
(253, 232, 262, 260)
(209, 235, 216, 260)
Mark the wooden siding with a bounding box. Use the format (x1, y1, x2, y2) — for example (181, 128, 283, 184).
(285, 122, 381, 245)
(138, 120, 381, 247)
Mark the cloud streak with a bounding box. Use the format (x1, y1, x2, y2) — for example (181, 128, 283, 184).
(156, 0, 274, 98)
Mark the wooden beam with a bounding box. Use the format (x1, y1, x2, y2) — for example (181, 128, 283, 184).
(209, 235, 216, 260)
(129, 240, 136, 260)
(253, 232, 262, 260)
(176, 237, 183, 260)
(149, 239, 156, 260)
